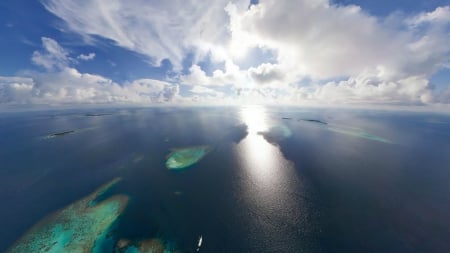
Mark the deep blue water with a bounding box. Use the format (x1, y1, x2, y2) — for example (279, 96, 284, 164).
(1, 106, 450, 252)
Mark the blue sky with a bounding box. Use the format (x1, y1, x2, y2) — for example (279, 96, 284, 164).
(0, 0, 449, 107)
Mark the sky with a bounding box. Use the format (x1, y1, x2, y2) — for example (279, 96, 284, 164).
(0, 0, 450, 108)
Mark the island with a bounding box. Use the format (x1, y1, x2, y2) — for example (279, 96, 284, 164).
(7, 178, 128, 253)
(300, 119, 328, 125)
(165, 145, 212, 170)
(84, 113, 113, 117)
(46, 130, 75, 138)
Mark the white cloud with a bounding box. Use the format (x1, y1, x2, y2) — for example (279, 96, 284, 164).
(181, 61, 249, 87)
(0, 77, 34, 104)
(31, 37, 70, 70)
(248, 63, 285, 86)
(227, 1, 450, 80)
(223, 1, 450, 104)
(190, 85, 224, 97)
(0, 69, 180, 105)
(41, 0, 250, 69)
(77, 52, 96, 61)
(7, 1, 450, 107)
(408, 6, 450, 26)
(295, 75, 433, 105)
(0, 37, 182, 106)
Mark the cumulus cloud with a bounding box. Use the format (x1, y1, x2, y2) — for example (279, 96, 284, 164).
(0, 77, 34, 104)
(190, 85, 225, 97)
(177, 1, 450, 105)
(294, 75, 433, 105)
(248, 63, 284, 85)
(0, 69, 180, 105)
(1, 37, 180, 105)
(228, 0, 450, 79)
(224, 0, 450, 104)
(31, 37, 70, 70)
(77, 52, 96, 61)
(181, 61, 249, 87)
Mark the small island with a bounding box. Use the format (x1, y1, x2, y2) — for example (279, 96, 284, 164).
(84, 113, 112, 117)
(300, 119, 328, 125)
(166, 145, 212, 170)
(47, 130, 75, 138)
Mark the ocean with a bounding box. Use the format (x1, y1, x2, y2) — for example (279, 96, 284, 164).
(1, 106, 450, 252)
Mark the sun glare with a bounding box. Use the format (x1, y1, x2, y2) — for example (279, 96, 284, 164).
(237, 106, 281, 184)
(239, 105, 269, 134)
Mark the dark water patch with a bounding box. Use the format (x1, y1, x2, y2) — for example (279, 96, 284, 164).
(223, 123, 248, 143)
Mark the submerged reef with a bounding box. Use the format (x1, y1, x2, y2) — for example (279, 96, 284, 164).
(328, 127, 392, 143)
(165, 145, 212, 170)
(258, 125, 292, 145)
(115, 238, 179, 253)
(133, 155, 144, 164)
(7, 178, 128, 253)
(298, 119, 391, 143)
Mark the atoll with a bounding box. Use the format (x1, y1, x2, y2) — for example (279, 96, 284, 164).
(7, 178, 128, 253)
(165, 145, 212, 170)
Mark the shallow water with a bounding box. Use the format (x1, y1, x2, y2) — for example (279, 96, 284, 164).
(1, 106, 450, 252)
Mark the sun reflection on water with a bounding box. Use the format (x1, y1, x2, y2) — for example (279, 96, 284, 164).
(235, 106, 308, 246)
(237, 106, 289, 187)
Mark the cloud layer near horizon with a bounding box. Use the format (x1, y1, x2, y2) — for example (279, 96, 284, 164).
(1, 0, 450, 107)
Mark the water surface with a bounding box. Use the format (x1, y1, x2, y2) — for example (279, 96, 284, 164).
(1, 106, 450, 252)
